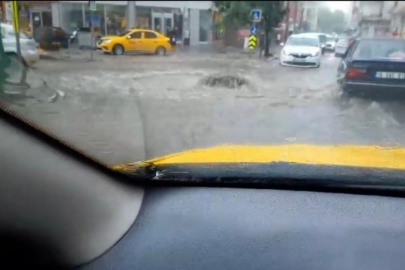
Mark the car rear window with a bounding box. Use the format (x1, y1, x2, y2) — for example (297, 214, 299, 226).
(352, 39, 405, 60)
(319, 35, 326, 43)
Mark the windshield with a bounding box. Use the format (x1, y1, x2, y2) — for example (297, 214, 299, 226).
(118, 30, 131, 37)
(326, 37, 334, 42)
(287, 37, 319, 47)
(352, 40, 405, 60)
(2, 1, 405, 181)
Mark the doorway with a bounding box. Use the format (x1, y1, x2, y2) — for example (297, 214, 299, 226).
(152, 12, 173, 36)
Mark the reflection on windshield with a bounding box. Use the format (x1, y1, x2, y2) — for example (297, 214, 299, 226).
(287, 37, 319, 47)
(353, 40, 405, 60)
(3, 1, 405, 178)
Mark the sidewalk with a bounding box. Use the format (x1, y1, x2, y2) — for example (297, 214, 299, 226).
(39, 48, 102, 62)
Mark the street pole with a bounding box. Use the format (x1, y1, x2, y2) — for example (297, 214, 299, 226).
(11, 1, 21, 61)
(89, 1, 97, 61)
(284, 1, 290, 43)
(293, 1, 298, 34)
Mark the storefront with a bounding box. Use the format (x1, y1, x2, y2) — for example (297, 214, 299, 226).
(56, 1, 214, 46)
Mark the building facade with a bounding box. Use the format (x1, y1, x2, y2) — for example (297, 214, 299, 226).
(55, 1, 215, 46)
(353, 1, 397, 38)
(0, 1, 216, 46)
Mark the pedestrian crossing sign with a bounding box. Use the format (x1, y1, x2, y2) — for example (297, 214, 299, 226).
(251, 9, 262, 22)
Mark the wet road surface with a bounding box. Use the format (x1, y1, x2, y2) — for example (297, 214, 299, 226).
(4, 52, 405, 165)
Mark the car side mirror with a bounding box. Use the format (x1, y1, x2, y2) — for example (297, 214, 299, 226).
(126, 35, 131, 39)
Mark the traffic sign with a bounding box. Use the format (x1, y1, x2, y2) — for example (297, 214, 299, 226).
(248, 35, 257, 50)
(250, 26, 258, 35)
(251, 9, 262, 22)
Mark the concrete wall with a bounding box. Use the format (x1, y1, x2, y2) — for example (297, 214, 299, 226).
(51, 2, 60, 27)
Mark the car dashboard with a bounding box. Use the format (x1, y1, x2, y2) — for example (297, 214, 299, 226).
(79, 186, 405, 270)
(1, 108, 405, 270)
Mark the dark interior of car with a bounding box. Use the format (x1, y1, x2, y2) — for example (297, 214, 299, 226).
(1, 108, 405, 270)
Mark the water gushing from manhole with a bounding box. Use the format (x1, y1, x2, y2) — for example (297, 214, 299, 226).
(201, 74, 249, 89)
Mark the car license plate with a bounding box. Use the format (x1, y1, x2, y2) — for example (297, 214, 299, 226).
(375, 72, 405, 79)
(293, 58, 305, 62)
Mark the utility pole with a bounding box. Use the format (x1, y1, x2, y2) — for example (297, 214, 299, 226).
(11, 1, 21, 61)
(293, 1, 299, 34)
(284, 1, 290, 43)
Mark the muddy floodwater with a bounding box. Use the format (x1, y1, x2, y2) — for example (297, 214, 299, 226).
(4, 52, 405, 164)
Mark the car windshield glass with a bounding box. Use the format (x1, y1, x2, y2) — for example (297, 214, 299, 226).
(119, 30, 131, 37)
(2, 2, 405, 184)
(352, 40, 405, 60)
(287, 37, 319, 47)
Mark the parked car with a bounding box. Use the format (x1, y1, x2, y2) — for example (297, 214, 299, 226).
(1, 23, 39, 66)
(335, 36, 357, 57)
(279, 33, 321, 68)
(33, 26, 69, 50)
(325, 35, 336, 51)
(97, 29, 173, 56)
(337, 38, 405, 95)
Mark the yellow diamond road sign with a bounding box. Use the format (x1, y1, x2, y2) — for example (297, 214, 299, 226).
(248, 35, 257, 49)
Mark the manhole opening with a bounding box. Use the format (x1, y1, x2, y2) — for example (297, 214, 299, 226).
(201, 74, 249, 89)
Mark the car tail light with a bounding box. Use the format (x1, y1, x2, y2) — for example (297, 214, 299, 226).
(346, 68, 367, 79)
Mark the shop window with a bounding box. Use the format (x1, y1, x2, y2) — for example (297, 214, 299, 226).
(136, 7, 152, 29)
(199, 10, 211, 42)
(60, 3, 84, 33)
(173, 11, 183, 41)
(42, 11, 52, 27)
(84, 4, 106, 36)
(144, 32, 157, 39)
(105, 5, 126, 36)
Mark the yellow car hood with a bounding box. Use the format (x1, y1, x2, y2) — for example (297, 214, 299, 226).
(100, 35, 121, 40)
(113, 144, 405, 172)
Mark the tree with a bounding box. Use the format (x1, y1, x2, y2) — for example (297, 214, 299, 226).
(317, 7, 347, 34)
(214, 1, 286, 57)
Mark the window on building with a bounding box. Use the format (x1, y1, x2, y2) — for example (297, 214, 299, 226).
(129, 31, 142, 39)
(199, 10, 211, 42)
(105, 5, 126, 36)
(173, 9, 183, 41)
(144, 32, 157, 39)
(84, 4, 106, 36)
(136, 7, 152, 29)
(60, 3, 84, 33)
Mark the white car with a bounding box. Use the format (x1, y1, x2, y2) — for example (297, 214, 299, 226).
(335, 37, 355, 57)
(1, 23, 39, 66)
(279, 34, 321, 68)
(325, 35, 336, 51)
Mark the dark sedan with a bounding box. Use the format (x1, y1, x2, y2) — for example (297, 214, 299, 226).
(337, 38, 405, 95)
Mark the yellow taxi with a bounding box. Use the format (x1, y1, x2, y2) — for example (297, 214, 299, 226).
(97, 29, 173, 56)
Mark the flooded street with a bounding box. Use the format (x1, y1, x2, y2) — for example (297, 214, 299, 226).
(5, 51, 405, 165)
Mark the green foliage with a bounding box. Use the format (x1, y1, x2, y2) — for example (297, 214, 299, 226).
(214, 1, 286, 32)
(317, 7, 347, 34)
